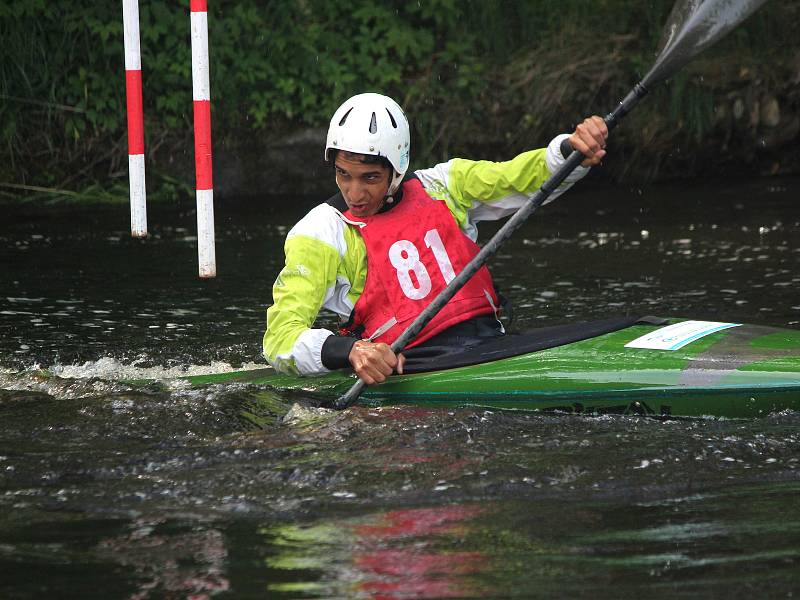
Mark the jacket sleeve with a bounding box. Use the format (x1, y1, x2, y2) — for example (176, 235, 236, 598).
(415, 134, 589, 239)
(262, 205, 345, 376)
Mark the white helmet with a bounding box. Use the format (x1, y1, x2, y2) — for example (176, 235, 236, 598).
(325, 93, 410, 195)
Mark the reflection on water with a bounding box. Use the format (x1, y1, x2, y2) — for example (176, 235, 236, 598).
(261, 504, 486, 598)
(86, 483, 800, 598)
(98, 522, 230, 599)
(0, 178, 799, 597)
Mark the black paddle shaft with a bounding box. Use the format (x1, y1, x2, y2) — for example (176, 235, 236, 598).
(333, 83, 650, 410)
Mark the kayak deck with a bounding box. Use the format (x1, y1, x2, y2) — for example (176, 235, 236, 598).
(183, 319, 800, 418)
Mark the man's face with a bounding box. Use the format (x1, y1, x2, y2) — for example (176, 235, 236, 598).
(334, 152, 392, 217)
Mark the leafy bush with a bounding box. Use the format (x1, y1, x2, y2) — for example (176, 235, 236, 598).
(1, 0, 797, 201)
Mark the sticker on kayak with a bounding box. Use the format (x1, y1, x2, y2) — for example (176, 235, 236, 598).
(625, 320, 740, 351)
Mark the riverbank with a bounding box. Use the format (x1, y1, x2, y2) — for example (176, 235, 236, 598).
(2, 1, 798, 203)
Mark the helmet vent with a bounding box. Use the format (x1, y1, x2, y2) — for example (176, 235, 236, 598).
(338, 107, 353, 126)
(369, 112, 377, 134)
(385, 108, 397, 128)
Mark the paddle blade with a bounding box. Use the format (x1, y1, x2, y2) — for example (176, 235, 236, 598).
(642, 0, 769, 87)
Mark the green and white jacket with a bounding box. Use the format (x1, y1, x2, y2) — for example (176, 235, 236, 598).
(263, 134, 589, 376)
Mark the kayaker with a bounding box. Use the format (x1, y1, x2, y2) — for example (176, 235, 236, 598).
(263, 93, 608, 384)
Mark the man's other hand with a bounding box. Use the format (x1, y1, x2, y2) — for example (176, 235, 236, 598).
(348, 340, 405, 385)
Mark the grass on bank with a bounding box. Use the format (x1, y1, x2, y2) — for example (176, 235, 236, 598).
(0, 173, 192, 206)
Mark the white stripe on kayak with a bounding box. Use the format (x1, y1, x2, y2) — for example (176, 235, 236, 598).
(625, 320, 741, 351)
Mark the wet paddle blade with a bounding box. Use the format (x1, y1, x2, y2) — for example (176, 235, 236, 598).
(642, 0, 769, 88)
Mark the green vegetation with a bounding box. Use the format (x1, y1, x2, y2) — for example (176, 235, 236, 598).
(1, 0, 798, 203)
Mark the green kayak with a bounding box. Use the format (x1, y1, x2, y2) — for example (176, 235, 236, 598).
(185, 317, 800, 419)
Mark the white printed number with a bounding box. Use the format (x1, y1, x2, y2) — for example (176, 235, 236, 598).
(424, 229, 456, 284)
(388, 229, 456, 300)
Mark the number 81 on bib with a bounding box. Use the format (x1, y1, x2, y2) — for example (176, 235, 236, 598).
(388, 229, 456, 300)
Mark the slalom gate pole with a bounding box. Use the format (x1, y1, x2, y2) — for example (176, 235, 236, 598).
(190, 0, 217, 278)
(122, 0, 147, 238)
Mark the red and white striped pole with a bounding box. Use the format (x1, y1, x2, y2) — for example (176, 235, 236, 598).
(123, 0, 147, 238)
(190, 0, 216, 278)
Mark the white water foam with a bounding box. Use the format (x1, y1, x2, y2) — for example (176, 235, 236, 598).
(0, 359, 268, 399)
(49, 357, 266, 381)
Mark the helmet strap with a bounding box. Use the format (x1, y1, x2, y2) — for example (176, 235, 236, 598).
(380, 174, 404, 212)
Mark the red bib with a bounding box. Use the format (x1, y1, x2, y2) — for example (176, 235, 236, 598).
(342, 178, 498, 348)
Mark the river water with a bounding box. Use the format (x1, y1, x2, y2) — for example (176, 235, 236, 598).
(1, 178, 798, 598)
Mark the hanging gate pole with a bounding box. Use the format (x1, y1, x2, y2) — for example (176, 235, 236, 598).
(190, 0, 216, 278)
(122, 0, 147, 238)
